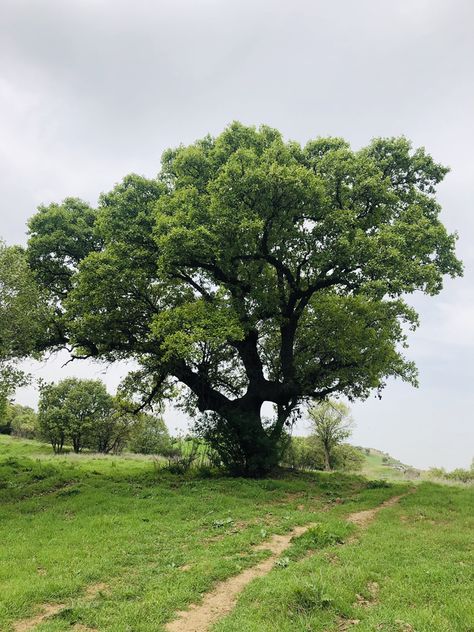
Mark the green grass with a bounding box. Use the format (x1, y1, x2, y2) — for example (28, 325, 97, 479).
(1, 435, 472, 631)
(215, 483, 474, 632)
(358, 448, 420, 482)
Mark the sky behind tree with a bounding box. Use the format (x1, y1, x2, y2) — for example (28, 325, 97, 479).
(1, 0, 473, 469)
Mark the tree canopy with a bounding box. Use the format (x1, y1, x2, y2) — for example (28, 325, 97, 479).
(38, 378, 113, 453)
(0, 242, 51, 412)
(26, 122, 462, 474)
(308, 400, 354, 471)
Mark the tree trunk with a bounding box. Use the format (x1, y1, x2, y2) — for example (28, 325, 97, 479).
(323, 443, 332, 471)
(72, 435, 81, 453)
(215, 401, 283, 477)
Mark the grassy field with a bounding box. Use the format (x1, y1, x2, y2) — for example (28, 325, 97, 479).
(1, 435, 472, 631)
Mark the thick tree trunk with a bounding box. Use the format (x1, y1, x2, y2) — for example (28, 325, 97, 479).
(175, 360, 293, 476)
(218, 402, 283, 477)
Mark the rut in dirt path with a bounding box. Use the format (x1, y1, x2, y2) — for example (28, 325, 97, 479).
(165, 492, 410, 632)
(346, 494, 407, 528)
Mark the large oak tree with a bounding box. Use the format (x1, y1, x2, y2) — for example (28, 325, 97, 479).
(26, 123, 462, 475)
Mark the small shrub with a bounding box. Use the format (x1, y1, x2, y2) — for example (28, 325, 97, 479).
(366, 479, 391, 489)
(287, 580, 333, 613)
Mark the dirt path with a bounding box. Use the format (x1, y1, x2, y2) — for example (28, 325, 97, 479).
(12, 583, 107, 632)
(346, 494, 406, 528)
(165, 524, 312, 632)
(165, 493, 409, 632)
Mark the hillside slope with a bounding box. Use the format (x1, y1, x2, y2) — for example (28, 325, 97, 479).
(0, 435, 472, 631)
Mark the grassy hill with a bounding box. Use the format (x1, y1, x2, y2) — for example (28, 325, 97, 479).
(358, 447, 421, 482)
(0, 434, 473, 631)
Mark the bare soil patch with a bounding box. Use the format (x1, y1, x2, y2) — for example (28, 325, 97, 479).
(13, 604, 65, 632)
(12, 582, 109, 632)
(346, 494, 405, 528)
(84, 582, 109, 599)
(354, 581, 379, 608)
(336, 618, 361, 630)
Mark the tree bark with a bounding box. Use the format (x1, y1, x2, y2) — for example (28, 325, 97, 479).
(323, 443, 332, 471)
(213, 398, 284, 476)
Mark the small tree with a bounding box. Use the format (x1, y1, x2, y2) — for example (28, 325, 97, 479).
(128, 413, 171, 455)
(38, 378, 113, 453)
(38, 402, 67, 453)
(5, 403, 39, 439)
(87, 398, 134, 454)
(284, 434, 363, 472)
(308, 400, 354, 471)
(332, 443, 364, 471)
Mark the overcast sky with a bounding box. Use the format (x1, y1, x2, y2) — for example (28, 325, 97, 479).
(1, 0, 473, 469)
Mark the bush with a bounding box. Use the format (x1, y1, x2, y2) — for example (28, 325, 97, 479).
(193, 412, 287, 476)
(89, 402, 137, 454)
(426, 467, 473, 483)
(446, 468, 474, 483)
(128, 413, 172, 455)
(283, 436, 364, 472)
(332, 444, 364, 471)
(283, 435, 326, 471)
(4, 403, 39, 439)
(0, 409, 11, 435)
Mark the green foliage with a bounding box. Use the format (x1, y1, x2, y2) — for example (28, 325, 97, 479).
(284, 436, 363, 472)
(0, 242, 51, 409)
(294, 522, 348, 551)
(427, 466, 474, 484)
(365, 479, 392, 489)
(194, 411, 288, 475)
(128, 413, 171, 455)
(89, 399, 136, 454)
(308, 400, 354, 470)
(1, 403, 39, 439)
(25, 124, 462, 475)
(284, 435, 326, 470)
(0, 415, 9, 435)
(162, 437, 214, 474)
(38, 378, 114, 453)
(332, 443, 365, 471)
(27, 198, 100, 297)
